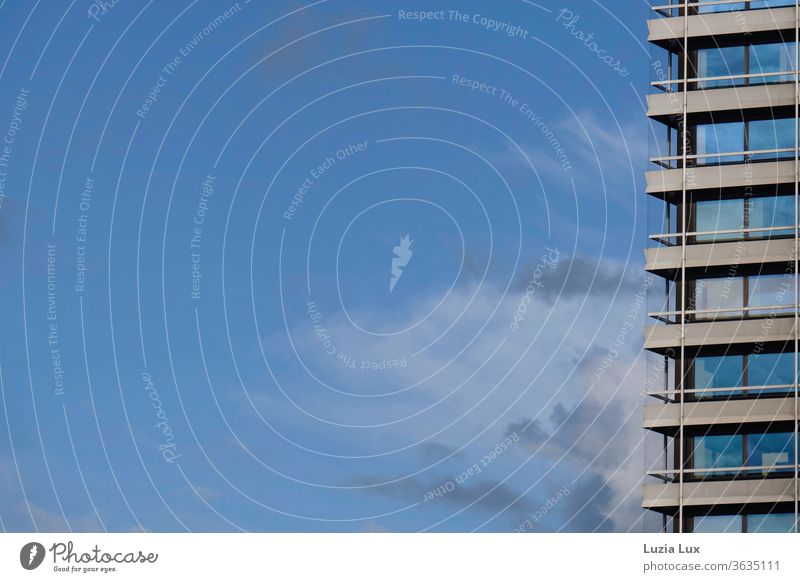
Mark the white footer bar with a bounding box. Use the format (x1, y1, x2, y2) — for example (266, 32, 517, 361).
(0, 533, 798, 581)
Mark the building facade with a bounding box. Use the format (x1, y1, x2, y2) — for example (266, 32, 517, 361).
(644, 0, 800, 533)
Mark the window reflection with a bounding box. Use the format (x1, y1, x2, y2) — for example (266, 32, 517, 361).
(694, 278, 743, 319)
(748, 513, 794, 533)
(750, 42, 796, 85)
(691, 513, 795, 533)
(748, 352, 796, 395)
(695, 42, 796, 87)
(695, 199, 744, 241)
(691, 352, 795, 399)
(697, 1, 797, 14)
(749, 196, 794, 238)
(749, 118, 795, 160)
(694, 434, 742, 476)
(694, 118, 795, 165)
(747, 432, 794, 472)
(693, 355, 744, 398)
(692, 432, 796, 476)
(748, 274, 794, 316)
(697, 47, 745, 88)
(695, 122, 744, 164)
(692, 273, 794, 320)
(693, 195, 793, 242)
(692, 514, 742, 533)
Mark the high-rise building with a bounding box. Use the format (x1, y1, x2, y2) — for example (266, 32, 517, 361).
(644, 0, 800, 533)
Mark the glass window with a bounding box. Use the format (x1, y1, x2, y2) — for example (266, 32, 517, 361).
(749, 118, 795, 160)
(697, 1, 742, 13)
(697, 47, 745, 88)
(692, 195, 793, 242)
(693, 513, 795, 533)
(693, 514, 742, 533)
(695, 122, 744, 164)
(749, 196, 794, 238)
(750, 42, 796, 85)
(748, 274, 794, 316)
(696, 198, 744, 241)
(693, 355, 744, 398)
(694, 434, 742, 475)
(694, 277, 744, 320)
(747, 513, 794, 533)
(746, 432, 794, 471)
(748, 352, 795, 395)
(694, 118, 796, 164)
(693, 432, 794, 476)
(698, 2, 796, 14)
(750, 1, 798, 9)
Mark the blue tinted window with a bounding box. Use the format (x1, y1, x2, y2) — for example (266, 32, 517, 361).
(750, 42, 796, 85)
(746, 432, 794, 468)
(692, 196, 793, 242)
(749, 196, 794, 238)
(697, 1, 795, 13)
(698, 1, 745, 13)
(693, 514, 742, 532)
(695, 198, 744, 241)
(750, 1, 797, 9)
(694, 434, 742, 472)
(748, 513, 794, 533)
(694, 356, 743, 398)
(748, 274, 794, 316)
(748, 352, 795, 394)
(694, 513, 794, 533)
(696, 122, 744, 164)
(749, 118, 795, 160)
(697, 47, 745, 88)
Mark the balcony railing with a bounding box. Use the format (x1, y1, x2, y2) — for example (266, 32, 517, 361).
(649, 224, 796, 246)
(647, 464, 797, 482)
(647, 383, 797, 401)
(649, 304, 796, 324)
(650, 146, 795, 169)
(652, 0, 797, 18)
(652, 70, 797, 92)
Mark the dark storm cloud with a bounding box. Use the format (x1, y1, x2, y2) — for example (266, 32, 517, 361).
(551, 473, 616, 533)
(415, 441, 466, 464)
(505, 377, 643, 531)
(514, 255, 639, 303)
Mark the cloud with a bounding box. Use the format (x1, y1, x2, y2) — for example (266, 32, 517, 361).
(257, 248, 647, 530)
(342, 473, 537, 523)
(556, 109, 645, 178)
(506, 346, 646, 532)
(415, 441, 466, 464)
(483, 109, 644, 192)
(514, 254, 640, 303)
(0, 457, 103, 532)
(6, 501, 101, 533)
(487, 140, 574, 183)
(191, 485, 222, 503)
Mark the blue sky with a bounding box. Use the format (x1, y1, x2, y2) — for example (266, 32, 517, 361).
(0, 0, 653, 532)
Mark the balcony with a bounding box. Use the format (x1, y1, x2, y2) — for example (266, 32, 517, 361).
(643, 476, 795, 510)
(647, 158, 795, 194)
(644, 316, 796, 351)
(648, 82, 796, 122)
(644, 396, 797, 431)
(645, 237, 796, 276)
(649, 3, 795, 47)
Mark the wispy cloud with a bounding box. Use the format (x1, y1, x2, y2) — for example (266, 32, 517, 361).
(255, 253, 647, 530)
